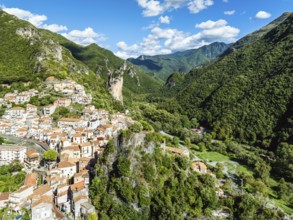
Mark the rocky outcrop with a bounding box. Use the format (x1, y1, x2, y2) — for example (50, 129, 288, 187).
(106, 60, 138, 102)
(108, 72, 124, 102)
(34, 39, 63, 62)
(16, 26, 41, 45)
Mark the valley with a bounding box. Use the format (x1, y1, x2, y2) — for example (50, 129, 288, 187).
(0, 6, 291, 220)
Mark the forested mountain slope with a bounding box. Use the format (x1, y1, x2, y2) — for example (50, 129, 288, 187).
(165, 13, 293, 148)
(0, 10, 91, 83)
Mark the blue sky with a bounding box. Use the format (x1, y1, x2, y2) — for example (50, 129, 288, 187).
(0, 0, 292, 59)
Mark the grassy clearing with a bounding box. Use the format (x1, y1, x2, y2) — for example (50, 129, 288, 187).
(194, 151, 254, 176)
(236, 164, 254, 176)
(195, 151, 230, 162)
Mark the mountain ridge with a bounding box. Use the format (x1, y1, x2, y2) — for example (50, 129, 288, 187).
(128, 42, 230, 81)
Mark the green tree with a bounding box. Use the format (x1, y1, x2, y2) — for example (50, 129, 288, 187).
(129, 122, 143, 133)
(117, 157, 131, 177)
(88, 212, 98, 220)
(43, 150, 58, 161)
(277, 178, 288, 200)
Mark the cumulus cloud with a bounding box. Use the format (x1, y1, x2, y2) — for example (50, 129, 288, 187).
(42, 24, 68, 32)
(188, 0, 214, 14)
(224, 10, 235, 15)
(115, 19, 239, 59)
(159, 15, 170, 24)
(195, 19, 227, 29)
(255, 11, 271, 19)
(137, 0, 164, 16)
(2, 7, 47, 27)
(137, 0, 213, 17)
(61, 28, 107, 46)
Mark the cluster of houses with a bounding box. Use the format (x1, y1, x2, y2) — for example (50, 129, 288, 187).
(0, 78, 135, 219)
(0, 89, 39, 107)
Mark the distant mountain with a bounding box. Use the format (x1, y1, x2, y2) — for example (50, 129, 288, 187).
(128, 42, 230, 81)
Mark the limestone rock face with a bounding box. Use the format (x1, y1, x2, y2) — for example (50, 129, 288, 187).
(106, 61, 138, 102)
(16, 26, 41, 45)
(108, 73, 124, 102)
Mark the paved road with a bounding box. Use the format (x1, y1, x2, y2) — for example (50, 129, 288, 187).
(0, 134, 49, 152)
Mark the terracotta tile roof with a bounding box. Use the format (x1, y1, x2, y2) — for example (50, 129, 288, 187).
(0, 192, 9, 201)
(97, 128, 105, 132)
(61, 152, 69, 158)
(49, 133, 59, 139)
(68, 158, 79, 164)
(63, 146, 80, 152)
(191, 162, 207, 172)
(59, 118, 82, 122)
(58, 161, 75, 168)
(31, 195, 52, 208)
(33, 184, 51, 195)
(45, 175, 58, 183)
(24, 173, 38, 187)
(102, 124, 112, 128)
(165, 146, 186, 155)
(79, 157, 91, 163)
(57, 183, 68, 190)
(74, 170, 89, 178)
(70, 181, 85, 192)
(73, 194, 88, 203)
(73, 133, 83, 138)
(80, 142, 91, 147)
(58, 190, 68, 197)
(26, 150, 39, 157)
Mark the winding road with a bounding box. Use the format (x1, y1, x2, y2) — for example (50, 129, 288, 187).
(0, 134, 49, 152)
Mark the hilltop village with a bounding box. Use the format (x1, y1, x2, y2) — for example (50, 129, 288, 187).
(0, 77, 135, 219)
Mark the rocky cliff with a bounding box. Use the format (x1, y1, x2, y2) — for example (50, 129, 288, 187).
(106, 61, 140, 102)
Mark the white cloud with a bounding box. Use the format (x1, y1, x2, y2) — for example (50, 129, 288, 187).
(223, 0, 228, 2)
(224, 10, 235, 15)
(196, 19, 227, 29)
(115, 19, 239, 59)
(42, 24, 68, 32)
(255, 11, 271, 19)
(159, 15, 170, 24)
(137, 0, 213, 17)
(61, 28, 107, 46)
(137, 0, 164, 16)
(188, 0, 214, 14)
(2, 6, 107, 46)
(2, 7, 47, 27)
